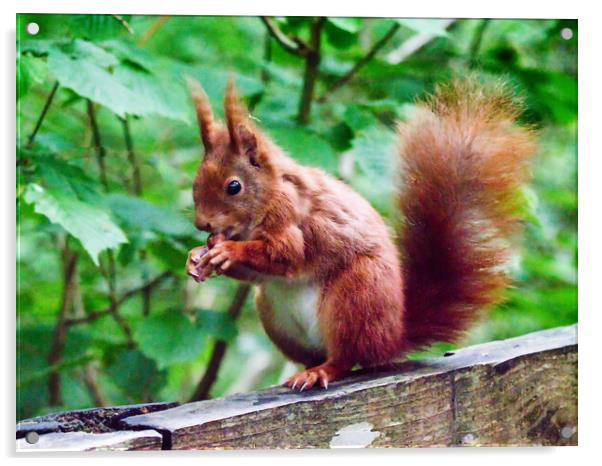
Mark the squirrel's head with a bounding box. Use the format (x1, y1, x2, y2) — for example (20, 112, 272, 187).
(187, 77, 276, 241)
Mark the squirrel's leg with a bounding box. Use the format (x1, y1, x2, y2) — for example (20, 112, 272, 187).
(284, 254, 405, 391)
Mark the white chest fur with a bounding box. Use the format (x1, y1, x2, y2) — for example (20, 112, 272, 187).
(259, 278, 324, 353)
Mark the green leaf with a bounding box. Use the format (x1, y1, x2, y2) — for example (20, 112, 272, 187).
(59, 39, 119, 67)
(347, 125, 397, 216)
(48, 42, 138, 117)
(106, 348, 166, 401)
(68, 15, 133, 40)
(23, 156, 127, 265)
(24, 184, 127, 265)
(18, 54, 48, 100)
(196, 310, 238, 342)
(265, 123, 339, 175)
(108, 193, 197, 237)
(133, 311, 206, 368)
(112, 63, 189, 122)
(327, 18, 361, 34)
(47, 39, 188, 120)
(397, 19, 450, 37)
(184, 66, 264, 112)
(325, 18, 361, 49)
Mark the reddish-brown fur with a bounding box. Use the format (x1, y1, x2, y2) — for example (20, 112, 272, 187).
(185, 77, 537, 390)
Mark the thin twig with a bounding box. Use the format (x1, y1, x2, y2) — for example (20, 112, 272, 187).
(138, 15, 171, 46)
(297, 17, 326, 125)
(468, 19, 490, 68)
(86, 100, 108, 191)
(82, 363, 106, 406)
(189, 284, 251, 401)
(385, 19, 456, 64)
(261, 29, 273, 84)
(121, 116, 142, 196)
(65, 271, 172, 326)
(47, 239, 79, 406)
(87, 102, 136, 343)
(26, 81, 59, 148)
(260, 17, 309, 57)
(318, 23, 400, 103)
(71, 266, 107, 406)
(112, 15, 134, 35)
(120, 115, 153, 316)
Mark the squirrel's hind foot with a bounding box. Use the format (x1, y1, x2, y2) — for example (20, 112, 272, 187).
(283, 362, 350, 391)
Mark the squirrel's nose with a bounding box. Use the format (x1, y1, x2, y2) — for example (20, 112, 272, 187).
(195, 221, 212, 232)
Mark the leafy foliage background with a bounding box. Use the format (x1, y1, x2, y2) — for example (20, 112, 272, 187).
(16, 15, 577, 419)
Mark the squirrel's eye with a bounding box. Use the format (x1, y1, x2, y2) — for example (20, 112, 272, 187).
(226, 179, 242, 196)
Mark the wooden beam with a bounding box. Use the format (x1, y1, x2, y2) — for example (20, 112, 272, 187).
(16, 325, 577, 450)
(121, 325, 577, 449)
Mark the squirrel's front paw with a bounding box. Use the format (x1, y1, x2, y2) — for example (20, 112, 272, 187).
(186, 245, 210, 282)
(199, 240, 238, 274)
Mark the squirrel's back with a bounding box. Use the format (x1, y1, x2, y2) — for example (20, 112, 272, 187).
(397, 78, 537, 351)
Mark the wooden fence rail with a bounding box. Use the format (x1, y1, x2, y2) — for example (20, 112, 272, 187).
(17, 324, 577, 451)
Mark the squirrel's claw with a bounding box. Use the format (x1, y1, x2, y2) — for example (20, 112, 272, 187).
(284, 364, 348, 392)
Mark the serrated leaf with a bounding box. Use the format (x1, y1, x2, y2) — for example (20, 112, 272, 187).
(265, 123, 339, 175)
(23, 156, 128, 264)
(108, 193, 196, 237)
(48, 39, 188, 120)
(59, 39, 119, 67)
(133, 311, 206, 368)
(112, 63, 189, 122)
(48, 45, 138, 118)
(24, 184, 128, 265)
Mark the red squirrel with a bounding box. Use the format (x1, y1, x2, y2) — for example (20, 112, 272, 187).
(185, 77, 537, 391)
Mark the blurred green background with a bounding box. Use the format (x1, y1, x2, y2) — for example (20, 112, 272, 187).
(16, 15, 577, 420)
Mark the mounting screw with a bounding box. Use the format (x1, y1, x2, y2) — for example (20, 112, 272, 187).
(26, 22, 40, 36)
(25, 431, 39, 444)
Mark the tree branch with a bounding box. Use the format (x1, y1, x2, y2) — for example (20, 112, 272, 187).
(86, 100, 136, 343)
(318, 23, 400, 103)
(47, 239, 79, 406)
(189, 284, 251, 401)
(297, 17, 326, 125)
(65, 271, 172, 327)
(120, 116, 154, 316)
(86, 100, 108, 191)
(260, 17, 309, 57)
(121, 116, 142, 196)
(260, 29, 273, 84)
(26, 81, 59, 148)
(467, 19, 490, 68)
(82, 363, 106, 406)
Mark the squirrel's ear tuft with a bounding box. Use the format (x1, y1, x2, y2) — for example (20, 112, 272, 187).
(186, 76, 215, 153)
(224, 77, 246, 149)
(237, 124, 260, 167)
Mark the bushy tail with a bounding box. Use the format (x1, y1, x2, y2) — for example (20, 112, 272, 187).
(397, 78, 537, 351)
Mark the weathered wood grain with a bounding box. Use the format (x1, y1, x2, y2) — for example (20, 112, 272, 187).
(17, 430, 163, 452)
(118, 325, 577, 449)
(16, 401, 177, 452)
